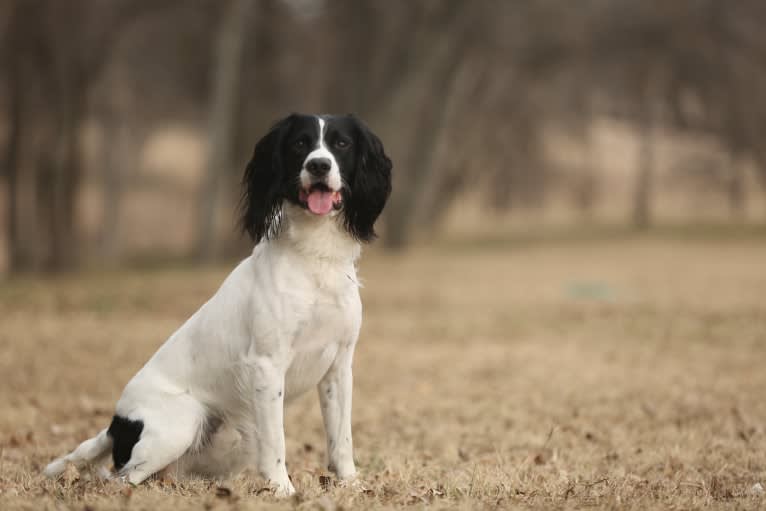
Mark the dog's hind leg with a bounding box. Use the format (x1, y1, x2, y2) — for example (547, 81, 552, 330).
(174, 421, 248, 479)
(117, 429, 195, 484)
(44, 428, 112, 478)
(115, 398, 205, 485)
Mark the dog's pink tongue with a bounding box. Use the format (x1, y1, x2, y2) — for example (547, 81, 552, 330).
(307, 189, 334, 215)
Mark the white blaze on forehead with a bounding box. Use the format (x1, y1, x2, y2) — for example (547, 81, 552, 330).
(300, 116, 341, 191)
(318, 117, 326, 148)
(314, 116, 328, 154)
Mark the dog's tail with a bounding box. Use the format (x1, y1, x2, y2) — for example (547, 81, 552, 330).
(44, 428, 113, 479)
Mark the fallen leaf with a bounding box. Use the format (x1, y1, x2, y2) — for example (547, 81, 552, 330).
(427, 487, 445, 498)
(215, 486, 232, 498)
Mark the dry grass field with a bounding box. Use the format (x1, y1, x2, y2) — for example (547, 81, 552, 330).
(1, 232, 765, 510)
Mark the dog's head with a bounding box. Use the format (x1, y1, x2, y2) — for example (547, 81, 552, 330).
(240, 114, 392, 244)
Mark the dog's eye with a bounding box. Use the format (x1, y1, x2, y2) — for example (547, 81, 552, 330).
(334, 139, 350, 149)
(293, 139, 307, 150)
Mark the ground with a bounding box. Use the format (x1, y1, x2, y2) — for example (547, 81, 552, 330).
(1, 232, 765, 510)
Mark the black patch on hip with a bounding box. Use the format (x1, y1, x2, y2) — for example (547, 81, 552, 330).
(107, 415, 144, 471)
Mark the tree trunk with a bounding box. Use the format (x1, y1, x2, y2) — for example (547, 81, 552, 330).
(196, 0, 252, 261)
(382, 67, 460, 249)
(3, 4, 36, 272)
(576, 93, 599, 221)
(98, 69, 140, 265)
(727, 151, 745, 220)
(4, 62, 23, 271)
(382, 21, 473, 249)
(633, 84, 658, 230)
(45, 82, 85, 271)
(633, 128, 653, 230)
(100, 112, 133, 263)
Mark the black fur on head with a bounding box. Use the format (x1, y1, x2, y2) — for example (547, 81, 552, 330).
(341, 115, 392, 242)
(239, 113, 392, 244)
(239, 114, 297, 243)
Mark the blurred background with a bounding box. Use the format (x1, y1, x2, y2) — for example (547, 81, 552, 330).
(1, 0, 766, 273)
(2, 3, 766, 506)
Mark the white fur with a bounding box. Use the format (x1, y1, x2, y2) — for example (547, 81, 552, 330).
(300, 116, 342, 191)
(44, 204, 362, 496)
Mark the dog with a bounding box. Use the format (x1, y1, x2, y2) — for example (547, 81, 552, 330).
(44, 113, 392, 496)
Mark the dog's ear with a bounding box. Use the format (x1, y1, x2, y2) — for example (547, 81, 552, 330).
(343, 116, 392, 242)
(240, 115, 296, 243)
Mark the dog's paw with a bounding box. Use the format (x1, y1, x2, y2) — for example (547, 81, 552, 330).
(96, 465, 114, 480)
(43, 459, 68, 479)
(271, 479, 296, 498)
(259, 476, 295, 498)
(329, 463, 356, 481)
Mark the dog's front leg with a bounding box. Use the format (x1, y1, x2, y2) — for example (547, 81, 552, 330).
(251, 357, 294, 496)
(318, 344, 357, 480)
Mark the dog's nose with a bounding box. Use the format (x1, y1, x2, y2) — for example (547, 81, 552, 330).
(305, 158, 332, 176)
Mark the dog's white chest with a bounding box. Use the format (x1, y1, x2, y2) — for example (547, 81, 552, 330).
(283, 283, 360, 401)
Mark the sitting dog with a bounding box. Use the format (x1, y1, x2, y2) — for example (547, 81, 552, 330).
(44, 114, 392, 496)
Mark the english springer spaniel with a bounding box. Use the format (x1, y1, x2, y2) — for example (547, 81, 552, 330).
(44, 114, 392, 496)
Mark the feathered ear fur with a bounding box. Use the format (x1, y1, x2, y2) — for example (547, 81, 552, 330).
(343, 116, 393, 242)
(240, 115, 295, 243)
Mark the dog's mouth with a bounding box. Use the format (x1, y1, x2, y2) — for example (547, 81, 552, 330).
(298, 183, 343, 216)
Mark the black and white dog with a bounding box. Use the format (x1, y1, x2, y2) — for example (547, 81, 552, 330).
(44, 114, 392, 496)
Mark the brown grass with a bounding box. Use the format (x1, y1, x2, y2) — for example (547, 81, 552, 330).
(1, 234, 766, 510)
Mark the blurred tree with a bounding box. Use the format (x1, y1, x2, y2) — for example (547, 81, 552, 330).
(195, 0, 252, 262)
(2, 0, 158, 271)
(2, 0, 766, 273)
(96, 74, 137, 262)
(382, 0, 477, 249)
